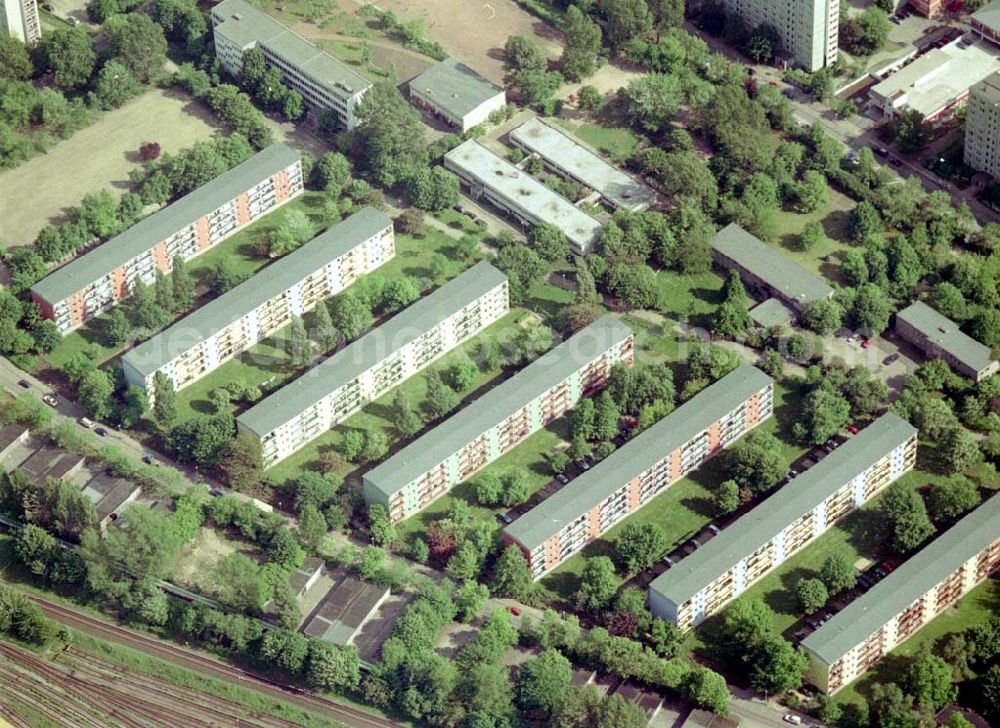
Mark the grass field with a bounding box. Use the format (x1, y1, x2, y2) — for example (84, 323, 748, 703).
(42, 192, 332, 373)
(774, 188, 856, 285)
(0, 88, 221, 247)
(173, 225, 471, 422)
(540, 379, 809, 602)
(655, 270, 725, 332)
(553, 117, 643, 161)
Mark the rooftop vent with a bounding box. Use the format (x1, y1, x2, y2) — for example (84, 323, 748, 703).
(232, 12, 242, 19)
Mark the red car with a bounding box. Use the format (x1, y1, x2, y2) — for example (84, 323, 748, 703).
(882, 561, 896, 573)
(846, 423, 860, 435)
(861, 338, 874, 349)
(508, 606, 521, 617)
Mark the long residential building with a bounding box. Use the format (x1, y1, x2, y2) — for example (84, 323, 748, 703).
(711, 0, 838, 72)
(122, 208, 395, 400)
(504, 365, 774, 579)
(712, 223, 834, 314)
(237, 262, 510, 467)
(211, 0, 372, 130)
(1, 0, 39, 43)
(363, 316, 635, 524)
(444, 139, 604, 256)
(802, 495, 1000, 694)
(649, 413, 917, 632)
(509, 118, 656, 212)
(964, 72, 1000, 179)
(31, 144, 303, 333)
(895, 301, 999, 382)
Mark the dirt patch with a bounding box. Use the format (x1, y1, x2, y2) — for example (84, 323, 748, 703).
(346, 0, 563, 84)
(172, 526, 243, 593)
(0, 88, 222, 248)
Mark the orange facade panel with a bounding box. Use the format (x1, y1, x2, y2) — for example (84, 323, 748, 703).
(235, 192, 252, 226)
(195, 217, 212, 252)
(626, 476, 642, 511)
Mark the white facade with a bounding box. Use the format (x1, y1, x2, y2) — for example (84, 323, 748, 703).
(0, 0, 39, 44)
(717, 0, 837, 72)
(965, 72, 1000, 179)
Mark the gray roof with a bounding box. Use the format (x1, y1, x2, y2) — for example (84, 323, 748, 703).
(363, 316, 633, 500)
(749, 298, 795, 329)
(31, 144, 301, 305)
(712, 223, 834, 308)
(504, 364, 773, 552)
(300, 567, 389, 647)
(973, 0, 1000, 32)
(237, 261, 508, 438)
(81, 473, 140, 522)
(650, 413, 916, 608)
(444, 139, 603, 252)
(213, 0, 370, 96)
(16, 445, 84, 484)
(802, 493, 1000, 665)
(508, 118, 656, 211)
(896, 301, 997, 374)
(122, 207, 392, 378)
(289, 556, 325, 595)
(409, 57, 505, 119)
(0, 424, 27, 454)
(971, 71, 1000, 106)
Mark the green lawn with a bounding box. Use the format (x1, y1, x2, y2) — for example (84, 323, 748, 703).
(173, 226, 472, 422)
(655, 270, 725, 332)
(265, 308, 534, 486)
(43, 192, 331, 373)
(552, 118, 643, 161)
(540, 380, 809, 603)
(774, 188, 856, 285)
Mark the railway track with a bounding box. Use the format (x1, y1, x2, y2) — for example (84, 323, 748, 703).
(25, 594, 401, 728)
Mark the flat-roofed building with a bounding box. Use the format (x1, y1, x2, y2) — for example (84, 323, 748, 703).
(289, 556, 325, 599)
(1, 0, 39, 43)
(32, 144, 303, 333)
(650, 413, 917, 632)
(408, 57, 507, 132)
(0, 424, 28, 462)
(504, 365, 774, 579)
(712, 223, 834, 313)
(444, 139, 603, 255)
(300, 567, 391, 647)
(122, 208, 394, 400)
(211, 0, 371, 129)
(509, 118, 656, 212)
(711, 0, 838, 72)
(81, 473, 141, 531)
(972, 0, 1000, 46)
(802, 495, 1000, 694)
(895, 301, 999, 382)
(363, 316, 635, 524)
(17, 446, 84, 486)
(237, 262, 510, 467)
(869, 39, 1000, 123)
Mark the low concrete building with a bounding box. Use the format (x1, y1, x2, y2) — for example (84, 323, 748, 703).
(712, 223, 833, 313)
(895, 301, 999, 382)
(444, 139, 604, 255)
(869, 39, 1000, 123)
(17, 446, 84, 486)
(81, 473, 141, 531)
(749, 298, 795, 330)
(508, 118, 656, 212)
(0, 424, 29, 461)
(408, 58, 506, 132)
(612, 681, 663, 723)
(300, 567, 391, 648)
(972, 0, 1000, 46)
(289, 556, 325, 599)
(802, 495, 1000, 694)
(649, 413, 917, 631)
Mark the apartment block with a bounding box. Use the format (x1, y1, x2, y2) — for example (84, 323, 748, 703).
(31, 144, 303, 333)
(714, 0, 838, 72)
(444, 139, 603, 256)
(910, 0, 944, 17)
(895, 301, 999, 382)
(504, 365, 774, 579)
(649, 413, 917, 632)
(363, 316, 635, 524)
(237, 262, 510, 467)
(712, 223, 834, 314)
(509, 118, 657, 212)
(0, 0, 39, 43)
(211, 0, 371, 130)
(971, 1, 1000, 47)
(803, 495, 1000, 694)
(964, 72, 1000, 179)
(122, 208, 394, 400)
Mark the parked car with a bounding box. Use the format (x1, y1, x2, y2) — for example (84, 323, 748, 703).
(142, 453, 155, 465)
(708, 524, 721, 535)
(882, 561, 896, 573)
(94, 427, 108, 437)
(861, 338, 875, 349)
(42, 394, 58, 407)
(576, 459, 590, 471)
(846, 423, 860, 434)
(452, 204, 466, 214)
(78, 416, 95, 429)
(496, 512, 514, 525)
(889, 157, 902, 167)
(17, 380, 29, 389)
(883, 353, 900, 365)
(556, 473, 569, 485)
(783, 715, 802, 725)
(662, 555, 674, 567)
(42, 2, 53, 9)
(508, 606, 521, 617)
(210, 488, 225, 498)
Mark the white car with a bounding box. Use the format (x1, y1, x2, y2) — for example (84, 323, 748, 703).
(783, 715, 802, 725)
(78, 416, 95, 429)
